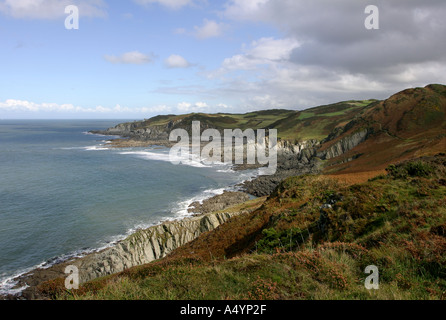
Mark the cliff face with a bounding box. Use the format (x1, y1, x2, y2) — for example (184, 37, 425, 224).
(317, 129, 370, 160)
(98, 122, 172, 141)
(93, 117, 222, 141)
(319, 84, 446, 174)
(74, 211, 242, 284)
(15, 209, 249, 299)
(277, 139, 320, 158)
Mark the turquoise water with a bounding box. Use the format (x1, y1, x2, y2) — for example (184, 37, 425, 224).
(0, 120, 256, 294)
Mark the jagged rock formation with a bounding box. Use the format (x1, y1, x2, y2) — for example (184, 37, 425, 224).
(188, 191, 250, 215)
(92, 122, 172, 141)
(277, 139, 320, 159)
(317, 129, 370, 160)
(91, 117, 222, 141)
(15, 209, 249, 299)
(241, 140, 324, 197)
(75, 211, 239, 283)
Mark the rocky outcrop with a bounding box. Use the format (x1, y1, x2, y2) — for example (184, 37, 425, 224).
(188, 191, 250, 215)
(240, 159, 322, 197)
(92, 122, 172, 141)
(240, 128, 373, 196)
(75, 211, 239, 283)
(90, 117, 221, 142)
(317, 129, 370, 160)
(277, 139, 320, 157)
(14, 209, 247, 299)
(241, 140, 323, 197)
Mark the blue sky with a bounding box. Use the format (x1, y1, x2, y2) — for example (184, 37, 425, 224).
(1, 0, 445, 119)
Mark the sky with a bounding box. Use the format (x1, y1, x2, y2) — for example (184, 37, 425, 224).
(0, 0, 445, 119)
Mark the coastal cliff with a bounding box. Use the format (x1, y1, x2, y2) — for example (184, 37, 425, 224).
(14, 199, 262, 300)
(75, 210, 240, 283)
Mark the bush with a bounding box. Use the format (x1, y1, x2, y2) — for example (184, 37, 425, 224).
(257, 227, 309, 253)
(386, 161, 434, 179)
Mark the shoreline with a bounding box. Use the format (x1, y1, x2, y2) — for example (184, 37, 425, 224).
(3, 190, 263, 300)
(1, 130, 320, 299)
(0, 135, 264, 300)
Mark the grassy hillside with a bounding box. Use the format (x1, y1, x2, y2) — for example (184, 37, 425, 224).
(118, 101, 377, 141)
(124, 109, 296, 133)
(40, 154, 446, 300)
(322, 84, 446, 175)
(35, 85, 446, 300)
(269, 100, 378, 141)
(114, 85, 444, 178)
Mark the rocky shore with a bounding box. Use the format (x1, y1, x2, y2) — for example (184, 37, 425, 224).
(241, 154, 323, 196)
(2, 116, 370, 300)
(105, 138, 175, 148)
(6, 191, 259, 300)
(188, 191, 251, 215)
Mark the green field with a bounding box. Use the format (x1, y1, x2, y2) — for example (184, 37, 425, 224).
(123, 100, 378, 142)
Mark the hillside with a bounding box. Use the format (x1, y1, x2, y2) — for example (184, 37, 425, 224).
(91, 102, 376, 142)
(27, 84, 446, 300)
(41, 154, 446, 300)
(93, 84, 445, 181)
(268, 99, 378, 141)
(320, 84, 446, 175)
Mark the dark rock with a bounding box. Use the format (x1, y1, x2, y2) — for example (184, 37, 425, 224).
(188, 191, 250, 215)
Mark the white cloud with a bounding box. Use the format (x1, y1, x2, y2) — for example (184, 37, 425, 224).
(216, 103, 230, 109)
(140, 105, 172, 113)
(199, 0, 446, 111)
(194, 19, 225, 39)
(133, 0, 192, 10)
(0, 99, 172, 115)
(223, 0, 269, 21)
(165, 54, 191, 68)
(0, 0, 106, 19)
(177, 102, 192, 111)
(104, 51, 153, 65)
(0, 99, 81, 112)
(177, 101, 209, 112)
(249, 37, 300, 61)
(223, 0, 446, 71)
(212, 37, 299, 75)
(195, 102, 208, 109)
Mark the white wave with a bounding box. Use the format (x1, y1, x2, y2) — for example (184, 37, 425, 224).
(174, 187, 227, 217)
(217, 168, 234, 173)
(0, 260, 48, 296)
(0, 277, 29, 297)
(82, 132, 120, 139)
(119, 150, 213, 168)
(57, 145, 110, 151)
(83, 145, 109, 151)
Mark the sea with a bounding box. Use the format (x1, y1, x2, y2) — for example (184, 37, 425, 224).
(0, 120, 258, 295)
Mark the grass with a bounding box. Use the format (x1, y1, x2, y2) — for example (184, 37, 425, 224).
(131, 110, 296, 132)
(269, 100, 377, 141)
(113, 100, 378, 142)
(40, 154, 446, 300)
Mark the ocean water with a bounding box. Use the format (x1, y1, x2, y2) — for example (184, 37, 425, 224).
(0, 120, 257, 294)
